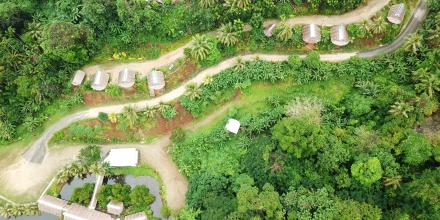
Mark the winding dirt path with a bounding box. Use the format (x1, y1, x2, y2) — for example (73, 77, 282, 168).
(0, 0, 428, 210)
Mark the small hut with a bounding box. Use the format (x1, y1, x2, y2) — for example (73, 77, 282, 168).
(387, 3, 405, 24)
(64, 204, 113, 220)
(302, 24, 321, 44)
(225, 118, 240, 134)
(71, 70, 86, 86)
(264, 24, 277, 37)
(125, 212, 148, 220)
(107, 200, 124, 215)
(147, 70, 165, 97)
(118, 68, 136, 88)
(330, 25, 349, 46)
(91, 70, 110, 91)
(37, 195, 68, 217)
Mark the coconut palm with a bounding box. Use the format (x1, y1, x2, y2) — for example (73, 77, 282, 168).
(413, 68, 440, 97)
(108, 113, 118, 124)
(384, 175, 402, 189)
(368, 17, 388, 35)
(389, 101, 414, 118)
(142, 107, 157, 118)
(234, 57, 246, 70)
(0, 204, 12, 218)
(190, 34, 212, 61)
(89, 162, 111, 175)
(203, 75, 213, 85)
(27, 21, 43, 41)
(276, 19, 293, 42)
(199, 0, 217, 8)
(226, 0, 251, 9)
(186, 83, 202, 100)
(404, 33, 423, 54)
(56, 169, 70, 185)
(122, 106, 139, 129)
(217, 23, 240, 46)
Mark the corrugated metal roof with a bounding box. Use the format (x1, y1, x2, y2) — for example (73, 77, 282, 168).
(38, 195, 68, 217)
(118, 68, 136, 88)
(91, 70, 109, 91)
(72, 70, 86, 86)
(147, 70, 165, 90)
(64, 204, 113, 220)
(387, 3, 405, 24)
(125, 212, 148, 220)
(302, 24, 321, 44)
(330, 24, 349, 46)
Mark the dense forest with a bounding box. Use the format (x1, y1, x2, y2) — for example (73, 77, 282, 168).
(0, 0, 366, 143)
(170, 1, 440, 219)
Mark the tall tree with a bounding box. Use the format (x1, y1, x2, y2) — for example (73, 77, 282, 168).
(190, 34, 212, 61)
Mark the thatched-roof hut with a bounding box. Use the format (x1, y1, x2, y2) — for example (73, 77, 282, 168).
(37, 195, 68, 217)
(302, 24, 321, 44)
(91, 70, 110, 91)
(118, 68, 136, 88)
(387, 3, 405, 24)
(63, 204, 113, 220)
(125, 212, 148, 220)
(107, 200, 124, 215)
(147, 70, 165, 97)
(72, 70, 86, 86)
(264, 24, 277, 37)
(330, 25, 349, 46)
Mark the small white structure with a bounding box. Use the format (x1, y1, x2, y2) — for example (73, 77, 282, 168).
(118, 68, 136, 88)
(125, 212, 148, 220)
(38, 195, 68, 217)
(71, 70, 86, 86)
(264, 24, 277, 37)
(104, 148, 139, 167)
(330, 24, 349, 46)
(302, 24, 321, 44)
(225, 118, 241, 134)
(107, 200, 124, 215)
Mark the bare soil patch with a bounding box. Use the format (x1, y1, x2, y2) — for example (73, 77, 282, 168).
(151, 102, 194, 135)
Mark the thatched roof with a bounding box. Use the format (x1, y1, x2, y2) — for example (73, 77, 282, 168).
(147, 70, 165, 90)
(118, 68, 136, 88)
(125, 212, 148, 220)
(330, 25, 349, 46)
(387, 3, 405, 24)
(302, 24, 321, 44)
(72, 70, 86, 86)
(91, 70, 109, 91)
(264, 24, 276, 37)
(37, 195, 68, 217)
(107, 200, 124, 215)
(64, 204, 113, 220)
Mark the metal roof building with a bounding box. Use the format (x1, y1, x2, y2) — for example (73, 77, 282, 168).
(264, 24, 276, 37)
(72, 70, 86, 86)
(387, 3, 405, 24)
(302, 24, 321, 44)
(104, 148, 139, 167)
(37, 195, 68, 217)
(225, 118, 240, 134)
(147, 70, 165, 97)
(330, 25, 349, 46)
(125, 212, 148, 220)
(63, 203, 113, 220)
(91, 70, 110, 91)
(118, 68, 136, 88)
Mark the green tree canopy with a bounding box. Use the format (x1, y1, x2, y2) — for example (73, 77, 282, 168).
(351, 157, 383, 186)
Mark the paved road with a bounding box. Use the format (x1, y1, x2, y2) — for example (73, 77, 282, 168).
(22, 0, 427, 164)
(359, 0, 428, 58)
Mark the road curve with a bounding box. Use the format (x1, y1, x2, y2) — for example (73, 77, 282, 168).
(359, 0, 428, 58)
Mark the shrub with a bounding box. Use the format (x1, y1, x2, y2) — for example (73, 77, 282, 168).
(130, 185, 155, 212)
(171, 127, 186, 143)
(160, 205, 171, 218)
(106, 84, 122, 97)
(78, 145, 102, 165)
(400, 131, 433, 165)
(70, 183, 95, 206)
(98, 112, 109, 123)
(351, 157, 383, 186)
(161, 105, 178, 120)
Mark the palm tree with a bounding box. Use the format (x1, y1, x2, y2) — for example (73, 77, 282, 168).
(0, 204, 12, 218)
(199, 0, 217, 8)
(185, 83, 202, 100)
(108, 113, 118, 124)
(56, 169, 70, 185)
(413, 68, 440, 97)
(203, 76, 213, 86)
(122, 106, 139, 129)
(226, 0, 251, 9)
(389, 101, 414, 118)
(27, 21, 43, 41)
(404, 33, 423, 54)
(234, 57, 246, 70)
(368, 17, 388, 35)
(190, 34, 212, 61)
(89, 162, 110, 175)
(276, 19, 293, 42)
(217, 23, 240, 46)
(384, 175, 402, 189)
(142, 107, 157, 118)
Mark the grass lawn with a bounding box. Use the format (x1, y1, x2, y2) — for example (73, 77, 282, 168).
(112, 165, 160, 180)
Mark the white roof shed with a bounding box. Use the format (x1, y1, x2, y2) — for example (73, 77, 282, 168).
(225, 118, 240, 134)
(104, 148, 139, 167)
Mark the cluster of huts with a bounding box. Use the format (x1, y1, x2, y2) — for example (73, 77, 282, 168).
(38, 195, 147, 220)
(72, 68, 166, 97)
(264, 3, 406, 46)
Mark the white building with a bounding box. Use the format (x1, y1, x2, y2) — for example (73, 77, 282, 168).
(104, 148, 139, 167)
(225, 118, 241, 134)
